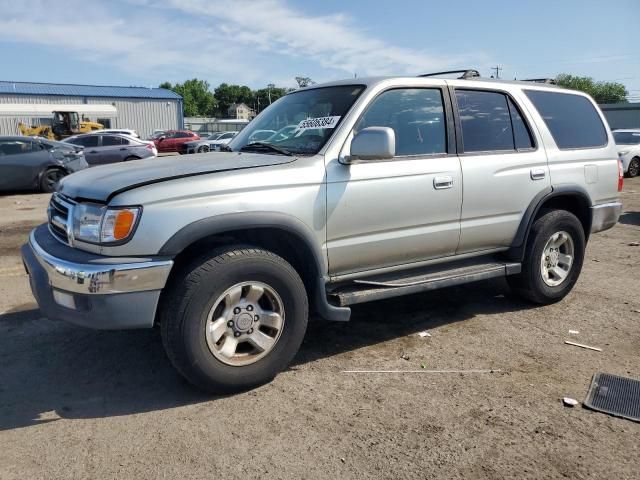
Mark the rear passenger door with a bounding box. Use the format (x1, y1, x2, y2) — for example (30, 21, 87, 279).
(452, 88, 550, 254)
(100, 135, 129, 163)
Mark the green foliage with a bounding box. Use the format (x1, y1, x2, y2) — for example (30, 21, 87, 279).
(159, 79, 218, 117)
(160, 78, 297, 117)
(295, 76, 315, 88)
(213, 83, 255, 116)
(555, 74, 628, 104)
(254, 86, 288, 111)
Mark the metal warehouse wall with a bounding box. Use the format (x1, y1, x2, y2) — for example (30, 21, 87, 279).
(600, 103, 640, 130)
(0, 94, 181, 139)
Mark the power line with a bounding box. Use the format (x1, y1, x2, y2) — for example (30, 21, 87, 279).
(491, 65, 502, 79)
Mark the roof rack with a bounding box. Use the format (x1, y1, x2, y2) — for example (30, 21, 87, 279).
(418, 69, 481, 79)
(522, 78, 556, 84)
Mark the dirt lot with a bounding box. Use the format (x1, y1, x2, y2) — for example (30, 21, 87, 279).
(0, 180, 638, 480)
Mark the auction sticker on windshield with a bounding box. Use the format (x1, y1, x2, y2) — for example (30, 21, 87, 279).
(294, 116, 341, 136)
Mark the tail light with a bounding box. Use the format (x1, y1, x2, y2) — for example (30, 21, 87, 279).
(146, 144, 154, 151)
(618, 158, 624, 192)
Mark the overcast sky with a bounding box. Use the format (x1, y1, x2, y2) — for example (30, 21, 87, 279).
(1, 0, 638, 99)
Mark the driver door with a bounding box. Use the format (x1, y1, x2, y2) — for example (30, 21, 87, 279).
(325, 87, 462, 276)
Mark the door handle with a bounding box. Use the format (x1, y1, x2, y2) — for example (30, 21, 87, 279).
(530, 168, 546, 180)
(119, 148, 127, 151)
(433, 176, 453, 189)
(88, 150, 97, 153)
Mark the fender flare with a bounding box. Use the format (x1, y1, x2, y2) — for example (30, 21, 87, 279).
(158, 212, 351, 322)
(507, 185, 592, 260)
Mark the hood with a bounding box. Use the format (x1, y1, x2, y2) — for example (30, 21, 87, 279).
(58, 151, 296, 202)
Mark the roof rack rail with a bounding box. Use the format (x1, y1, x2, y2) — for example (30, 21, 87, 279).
(418, 69, 481, 79)
(522, 78, 557, 84)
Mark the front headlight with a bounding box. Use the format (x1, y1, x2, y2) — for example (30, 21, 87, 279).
(73, 204, 141, 244)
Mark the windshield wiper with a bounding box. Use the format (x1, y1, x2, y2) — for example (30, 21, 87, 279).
(239, 142, 293, 156)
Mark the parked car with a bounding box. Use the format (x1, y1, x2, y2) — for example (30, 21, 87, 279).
(248, 129, 277, 142)
(613, 129, 640, 177)
(208, 131, 238, 151)
(0, 136, 87, 193)
(180, 132, 227, 154)
(92, 128, 140, 138)
(154, 130, 200, 153)
(22, 74, 622, 393)
(148, 130, 167, 140)
(64, 133, 157, 166)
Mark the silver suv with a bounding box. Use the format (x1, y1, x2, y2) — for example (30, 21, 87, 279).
(22, 72, 623, 392)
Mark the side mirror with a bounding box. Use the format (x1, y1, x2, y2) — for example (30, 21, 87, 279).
(158, 136, 166, 142)
(346, 127, 395, 163)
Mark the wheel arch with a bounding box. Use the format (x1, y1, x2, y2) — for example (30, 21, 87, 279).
(507, 185, 592, 261)
(158, 212, 350, 322)
(37, 164, 70, 190)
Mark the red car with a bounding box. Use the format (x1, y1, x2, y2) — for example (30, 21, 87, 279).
(153, 130, 200, 153)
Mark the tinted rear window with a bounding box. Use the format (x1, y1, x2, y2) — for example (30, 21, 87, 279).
(525, 90, 607, 149)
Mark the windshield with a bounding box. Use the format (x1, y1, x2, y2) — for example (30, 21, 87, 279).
(613, 131, 640, 145)
(229, 85, 365, 155)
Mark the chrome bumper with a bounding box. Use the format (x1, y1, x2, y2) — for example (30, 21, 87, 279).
(591, 202, 622, 233)
(28, 230, 173, 295)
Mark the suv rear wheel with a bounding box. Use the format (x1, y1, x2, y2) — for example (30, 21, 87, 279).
(508, 209, 585, 304)
(160, 247, 308, 392)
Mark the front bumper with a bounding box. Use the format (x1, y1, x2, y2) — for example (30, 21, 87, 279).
(22, 224, 173, 329)
(591, 202, 623, 233)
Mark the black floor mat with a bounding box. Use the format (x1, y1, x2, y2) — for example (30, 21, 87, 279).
(583, 373, 640, 422)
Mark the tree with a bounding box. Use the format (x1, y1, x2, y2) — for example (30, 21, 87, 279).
(159, 79, 218, 117)
(214, 83, 255, 116)
(253, 86, 288, 113)
(555, 74, 628, 104)
(295, 76, 315, 88)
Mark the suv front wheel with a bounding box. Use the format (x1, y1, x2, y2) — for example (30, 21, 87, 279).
(508, 209, 585, 304)
(161, 247, 308, 392)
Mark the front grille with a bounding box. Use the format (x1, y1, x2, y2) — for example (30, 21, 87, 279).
(48, 193, 75, 245)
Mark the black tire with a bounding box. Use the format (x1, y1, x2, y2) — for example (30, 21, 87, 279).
(626, 157, 640, 178)
(123, 156, 141, 162)
(39, 168, 66, 193)
(198, 145, 210, 153)
(160, 246, 308, 393)
(508, 209, 585, 304)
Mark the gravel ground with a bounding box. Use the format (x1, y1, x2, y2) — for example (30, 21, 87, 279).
(0, 179, 638, 480)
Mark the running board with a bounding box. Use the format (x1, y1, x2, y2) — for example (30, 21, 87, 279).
(329, 259, 521, 307)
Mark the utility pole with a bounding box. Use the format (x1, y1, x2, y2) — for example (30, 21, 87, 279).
(267, 83, 275, 105)
(491, 65, 502, 79)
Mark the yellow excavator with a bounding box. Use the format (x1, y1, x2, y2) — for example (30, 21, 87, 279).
(18, 111, 103, 140)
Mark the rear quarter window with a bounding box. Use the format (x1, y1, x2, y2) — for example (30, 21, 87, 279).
(525, 90, 607, 149)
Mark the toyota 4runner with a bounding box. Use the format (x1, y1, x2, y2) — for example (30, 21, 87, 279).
(22, 72, 623, 392)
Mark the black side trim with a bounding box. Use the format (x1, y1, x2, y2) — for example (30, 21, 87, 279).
(159, 212, 351, 322)
(506, 185, 592, 261)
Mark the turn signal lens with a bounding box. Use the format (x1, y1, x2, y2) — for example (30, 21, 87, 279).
(101, 208, 140, 242)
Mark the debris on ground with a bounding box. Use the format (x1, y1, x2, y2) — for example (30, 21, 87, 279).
(563, 397, 579, 407)
(401, 353, 410, 360)
(568, 330, 580, 335)
(628, 242, 639, 246)
(417, 331, 432, 338)
(564, 341, 602, 352)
